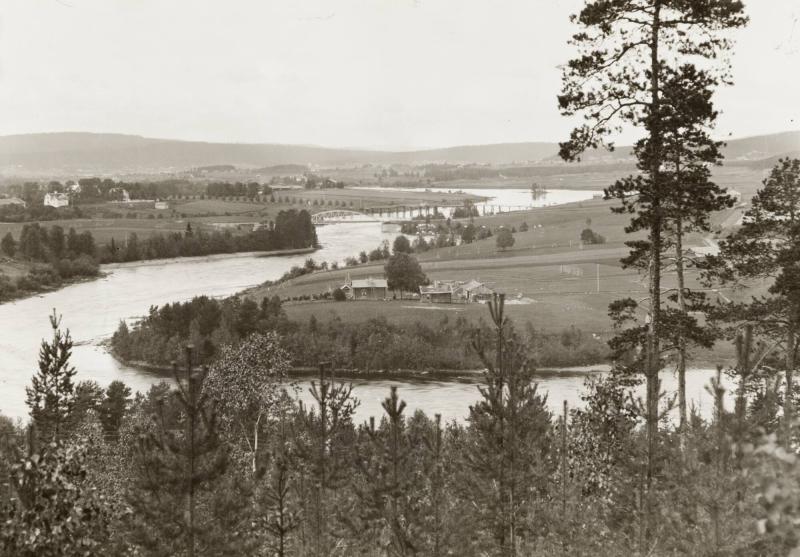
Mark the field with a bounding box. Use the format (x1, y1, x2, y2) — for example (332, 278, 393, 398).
(0, 187, 478, 246)
(2, 165, 758, 355)
(0, 217, 194, 246)
(243, 188, 751, 369)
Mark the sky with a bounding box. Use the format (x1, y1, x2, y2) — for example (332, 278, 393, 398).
(0, 0, 797, 150)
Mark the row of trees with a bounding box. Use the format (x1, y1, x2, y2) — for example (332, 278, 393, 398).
(0, 201, 85, 223)
(1, 210, 317, 267)
(0, 224, 100, 302)
(0, 210, 318, 302)
(206, 181, 268, 199)
(2, 178, 280, 208)
(2, 223, 97, 262)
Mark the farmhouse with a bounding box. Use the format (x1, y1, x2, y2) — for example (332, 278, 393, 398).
(343, 277, 388, 300)
(455, 280, 495, 302)
(420, 281, 454, 303)
(44, 192, 70, 208)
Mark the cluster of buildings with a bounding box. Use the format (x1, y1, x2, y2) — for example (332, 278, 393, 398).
(44, 192, 70, 208)
(419, 279, 495, 303)
(340, 276, 494, 303)
(41, 188, 170, 210)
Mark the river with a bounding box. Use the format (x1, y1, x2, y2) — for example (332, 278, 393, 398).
(0, 217, 732, 425)
(352, 186, 604, 217)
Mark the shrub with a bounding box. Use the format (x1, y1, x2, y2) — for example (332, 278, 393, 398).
(580, 228, 606, 245)
(0, 273, 17, 300)
(495, 228, 515, 251)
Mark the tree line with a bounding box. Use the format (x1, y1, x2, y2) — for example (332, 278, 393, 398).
(1, 178, 279, 210)
(0, 223, 100, 302)
(110, 292, 608, 371)
(0, 210, 318, 302)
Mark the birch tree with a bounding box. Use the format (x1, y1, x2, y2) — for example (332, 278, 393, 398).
(205, 332, 290, 474)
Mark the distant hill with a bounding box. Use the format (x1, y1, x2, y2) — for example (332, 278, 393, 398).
(0, 130, 796, 174)
(718, 131, 800, 161)
(0, 133, 383, 174)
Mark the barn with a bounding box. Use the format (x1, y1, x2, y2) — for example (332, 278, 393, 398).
(420, 282, 454, 303)
(345, 277, 388, 300)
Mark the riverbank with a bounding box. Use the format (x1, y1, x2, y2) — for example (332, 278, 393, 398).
(102, 246, 317, 271)
(0, 246, 318, 306)
(0, 268, 107, 305)
(105, 352, 611, 384)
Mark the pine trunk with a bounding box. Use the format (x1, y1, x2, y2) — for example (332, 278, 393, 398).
(645, 0, 664, 534)
(675, 217, 688, 431)
(786, 323, 797, 446)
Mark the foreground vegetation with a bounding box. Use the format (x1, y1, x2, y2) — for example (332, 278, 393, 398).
(1, 287, 797, 556)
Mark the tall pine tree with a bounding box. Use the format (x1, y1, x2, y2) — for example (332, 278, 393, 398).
(127, 346, 228, 556)
(705, 158, 800, 445)
(558, 1, 747, 517)
(463, 294, 552, 555)
(26, 310, 77, 442)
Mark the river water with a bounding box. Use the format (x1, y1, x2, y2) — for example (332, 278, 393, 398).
(352, 186, 604, 217)
(0, 217, 731, 425)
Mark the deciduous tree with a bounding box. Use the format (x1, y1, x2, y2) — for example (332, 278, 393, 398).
(205, 332, 290, 474)
(495, 227, 515, 251)
(385, 252, 427, 299)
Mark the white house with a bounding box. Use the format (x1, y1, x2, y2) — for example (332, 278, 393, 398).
(44, 193, 70, 208)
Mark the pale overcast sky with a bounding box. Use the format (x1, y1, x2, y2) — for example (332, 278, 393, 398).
(0, 0, 797, 149)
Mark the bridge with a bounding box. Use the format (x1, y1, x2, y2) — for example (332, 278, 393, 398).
(311, 210, 382, 224)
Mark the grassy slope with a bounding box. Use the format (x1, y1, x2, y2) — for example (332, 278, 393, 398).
(246, 197, 739, 329)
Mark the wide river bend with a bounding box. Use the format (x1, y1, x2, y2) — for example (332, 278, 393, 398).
(0, 193, 732, 423)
